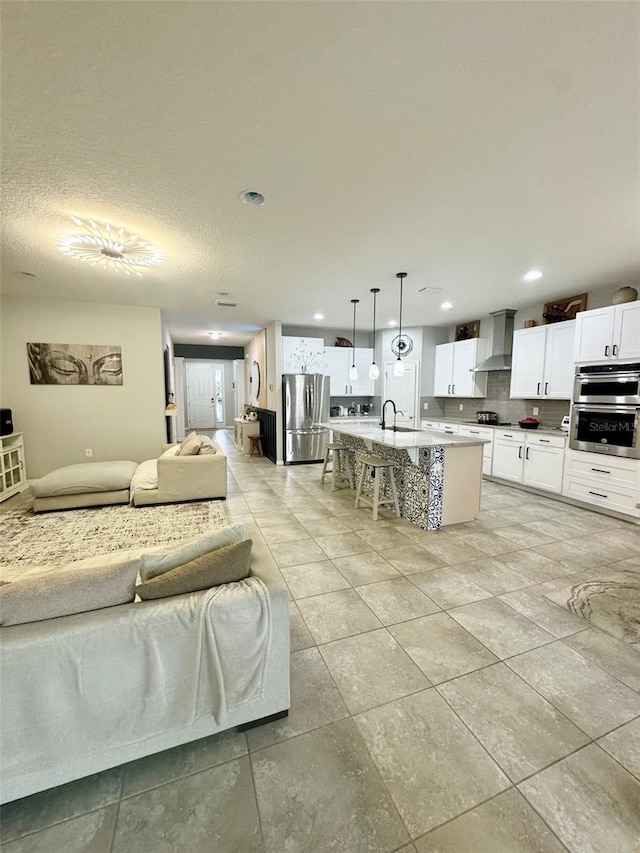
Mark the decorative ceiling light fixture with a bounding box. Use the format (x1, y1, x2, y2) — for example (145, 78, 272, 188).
(393, 272, 407, 377)
(349, 299, 359, 381)
(369, 288, 380, 380)
(57, 217, 163, 276)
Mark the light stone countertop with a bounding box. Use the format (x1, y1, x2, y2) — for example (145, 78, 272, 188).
(325, 422, 489, 449)
(423, 417, 569, 439)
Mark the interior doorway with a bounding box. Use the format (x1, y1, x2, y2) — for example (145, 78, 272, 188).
(186, 362, 225, 429)
(382, 361, 419, 427)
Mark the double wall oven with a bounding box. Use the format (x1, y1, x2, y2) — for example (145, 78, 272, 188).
(570, 362, 640, 459)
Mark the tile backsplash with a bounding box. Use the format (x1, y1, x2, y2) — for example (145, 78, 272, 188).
(437, 373, 569, 427)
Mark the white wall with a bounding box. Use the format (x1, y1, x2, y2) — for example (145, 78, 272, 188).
(1, 296, 165, 477)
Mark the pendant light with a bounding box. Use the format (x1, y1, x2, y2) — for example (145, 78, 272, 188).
(349, 299, 359, 381)
(369, 288, 380, 380)
(393, 272, 407, 377)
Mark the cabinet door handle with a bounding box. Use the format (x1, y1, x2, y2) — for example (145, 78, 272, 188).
(591, 467, 610, 474)
(518, 446, 522, 459)
(544, 382, 549, 395)
(452, 384, 455, 395)
(613, 344, 619, 356)
(589, 490, 608, 498)
(604, 345, 610, 357)
(469, 430, 480, 434)
(538, 439, 550, 443)
(525, 447, 529, 459)
(447, 384, 450, 394)
(536, 382, 541, 395)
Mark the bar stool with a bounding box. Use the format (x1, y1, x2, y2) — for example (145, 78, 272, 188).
(249, 435, 263, 457)
(320, 443, 355, 491)
(354, 455, 401, 521)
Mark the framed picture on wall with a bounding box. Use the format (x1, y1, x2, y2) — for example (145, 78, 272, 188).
(27, 343, 123, 385)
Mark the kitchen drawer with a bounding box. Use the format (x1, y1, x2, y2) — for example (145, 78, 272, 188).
(525, 433, 566, 450)
(562, 476, 640, 518)
(458, 425, 494, 441)
(494, 430, 525, 443)
(439, 423, 459, 435)
(421, 420, 440, 430)
(564, 450, 639, 490)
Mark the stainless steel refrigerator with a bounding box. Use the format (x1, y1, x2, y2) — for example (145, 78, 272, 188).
(283, 373, 330, 463)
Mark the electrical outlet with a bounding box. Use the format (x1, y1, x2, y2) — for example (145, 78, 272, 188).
(532, 407, 539, 416)
(423, 402, 428, 410)
(85, 449, 93, 458)
(458, 403, 464, 411)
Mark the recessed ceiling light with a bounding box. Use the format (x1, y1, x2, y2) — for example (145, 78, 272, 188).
(387, 320, 398, 327)
(57, 217, 163, 276)
(441, 301, 453, 311)
(523, 269, 543, 282)
(209, 331, 222, 339)
(313, 313, 324, 321)
(240, 190, 266, 206)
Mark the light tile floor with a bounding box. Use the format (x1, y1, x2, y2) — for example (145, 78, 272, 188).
(2, 429, 640, 853)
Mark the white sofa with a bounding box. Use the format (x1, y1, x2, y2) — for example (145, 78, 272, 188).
(0, 522, 289, 803)
(31, 438, 228, 512)
(131, 440, 227, 506)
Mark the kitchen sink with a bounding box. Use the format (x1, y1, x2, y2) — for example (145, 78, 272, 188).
(386, 426, 421, 433)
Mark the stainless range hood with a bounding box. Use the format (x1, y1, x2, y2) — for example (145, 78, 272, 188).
(472, 309, 517, 372)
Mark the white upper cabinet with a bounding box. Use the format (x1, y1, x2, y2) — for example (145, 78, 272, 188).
(282, 336, 325, 374)
(573, 301, 640, 363)
(433, 344, 455, 396)
(510, 321, 575, 399)
(434, 339, 488, 397)
(323, 346, 374, 396)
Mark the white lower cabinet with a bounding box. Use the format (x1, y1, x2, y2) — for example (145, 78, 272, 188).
(492, 432, 526, 483)
(492, 430, 566, 491)
(457, 425, 494, 476)
(563, 450, 640, 518)
(0, 432, 27, 502)
(524, 437, 565, 493)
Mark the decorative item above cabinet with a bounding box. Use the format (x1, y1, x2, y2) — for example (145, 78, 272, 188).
(281, 336, 324, 374)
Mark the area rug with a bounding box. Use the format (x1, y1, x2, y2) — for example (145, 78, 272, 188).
(543, 561, 640, 649)
(0, 500, 228, 570)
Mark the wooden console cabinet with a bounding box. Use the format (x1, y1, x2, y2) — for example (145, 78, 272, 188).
(0, 432, 27, 502)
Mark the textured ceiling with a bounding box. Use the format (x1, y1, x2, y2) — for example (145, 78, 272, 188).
(1, 1, 639, 346)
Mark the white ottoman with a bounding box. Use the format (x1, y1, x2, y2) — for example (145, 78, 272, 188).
(31, 461, 138, 512)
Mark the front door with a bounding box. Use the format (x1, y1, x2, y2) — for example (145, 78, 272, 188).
(186, 362, 217, 428)
(382, 362, 419, 427)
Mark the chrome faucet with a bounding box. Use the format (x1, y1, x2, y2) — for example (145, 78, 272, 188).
(380, 399, 397, 430)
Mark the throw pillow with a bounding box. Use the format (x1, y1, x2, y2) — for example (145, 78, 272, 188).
(136, 539, 252, 600)
(0, 557, 141, 626)
(160, 445, 181, 459)
(139, 523, 245, 581)
(177, 432, 201, 456)
(197, 436, 217, 456)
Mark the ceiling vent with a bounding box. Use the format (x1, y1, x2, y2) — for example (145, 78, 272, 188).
(215, 299, 238, 308)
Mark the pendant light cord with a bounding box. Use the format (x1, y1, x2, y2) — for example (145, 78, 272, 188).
(396, 273, 406, 349)
(351, 299, 359, 368)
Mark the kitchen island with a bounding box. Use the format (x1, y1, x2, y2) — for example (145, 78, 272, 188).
(328, 422, 489, 530)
